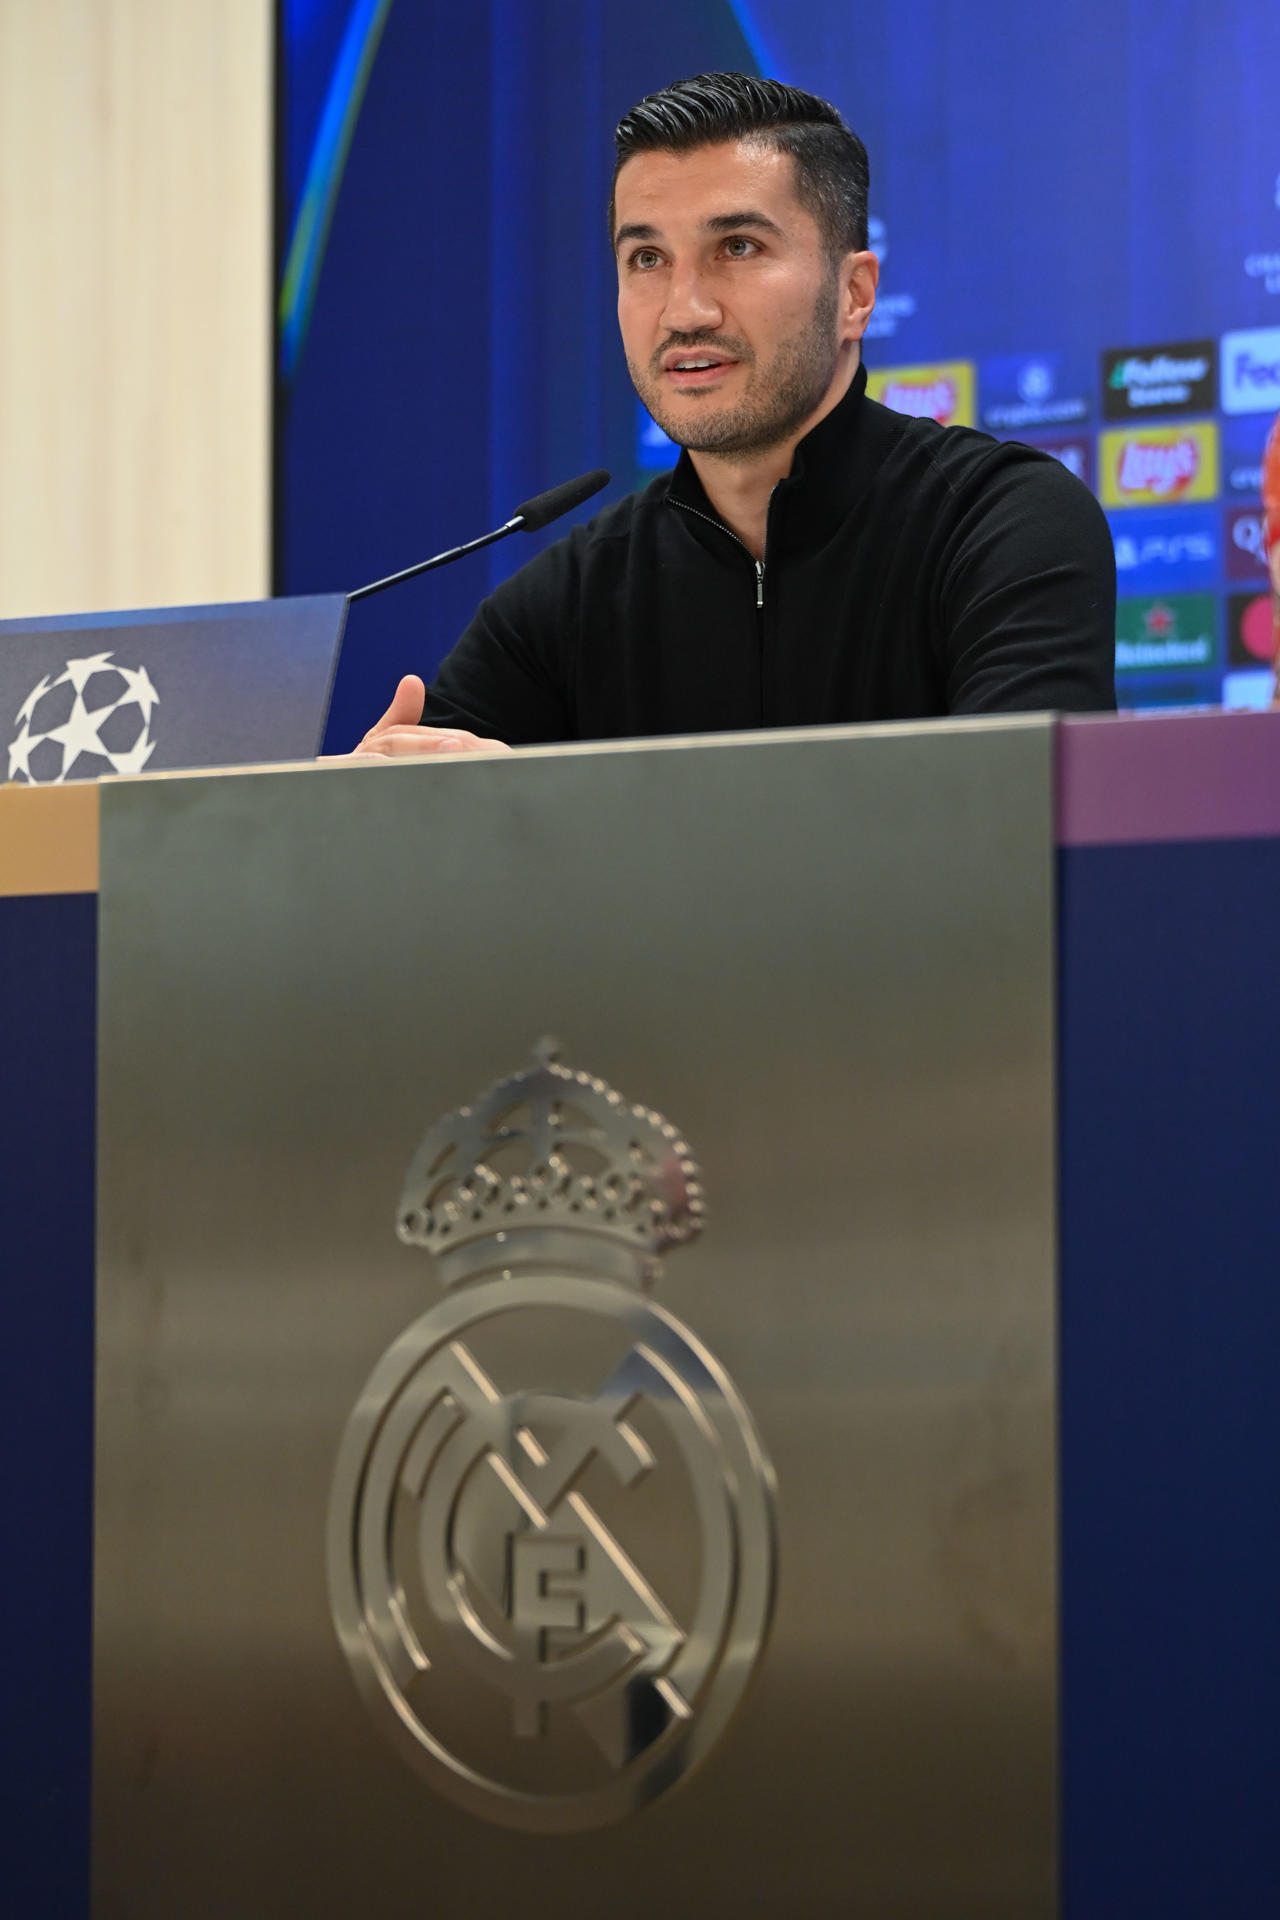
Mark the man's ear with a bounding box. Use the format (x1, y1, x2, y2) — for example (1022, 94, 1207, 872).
(840, 249, 879, 344)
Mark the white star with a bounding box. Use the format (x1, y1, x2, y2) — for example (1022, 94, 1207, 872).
(116, 662, 159, 722)
(108, 729, 156, 775)
(7, 718, 41, 781)
(59, 651, 116, 695)
(15, 672, 52, 728)
(45, 689, 111, 781)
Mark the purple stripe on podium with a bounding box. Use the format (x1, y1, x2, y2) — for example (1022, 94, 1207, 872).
(1057, 708, 1280, 847)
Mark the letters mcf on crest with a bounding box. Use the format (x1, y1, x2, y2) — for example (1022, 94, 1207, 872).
(326, 1045, 778, 1833)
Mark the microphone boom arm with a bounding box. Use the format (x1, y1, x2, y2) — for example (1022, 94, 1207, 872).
(346, 519, 522, 603)
(344, 468, 609, 604)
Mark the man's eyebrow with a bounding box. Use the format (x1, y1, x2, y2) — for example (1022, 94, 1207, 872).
(613, 209, 786, 253)
(614, 222, 658, 251)
(704, 210, 784, 238)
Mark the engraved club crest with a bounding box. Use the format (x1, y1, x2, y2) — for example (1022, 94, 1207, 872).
(326, 1043, 777, 1832)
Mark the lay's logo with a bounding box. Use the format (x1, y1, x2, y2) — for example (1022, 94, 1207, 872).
(1099, 421, 1219, 507)
(866, 361, 975, 427)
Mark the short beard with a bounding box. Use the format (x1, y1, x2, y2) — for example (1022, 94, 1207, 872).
(630, 273, 842, 460)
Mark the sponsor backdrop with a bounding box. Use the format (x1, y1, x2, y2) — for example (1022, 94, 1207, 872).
(278, 1, 1280, 736)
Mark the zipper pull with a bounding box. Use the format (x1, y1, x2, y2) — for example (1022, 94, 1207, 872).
(755, 560, 765, 609)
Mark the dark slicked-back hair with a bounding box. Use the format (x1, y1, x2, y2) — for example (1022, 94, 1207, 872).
(611, 72, 869, 262)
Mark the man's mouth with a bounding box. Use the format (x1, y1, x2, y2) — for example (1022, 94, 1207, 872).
(659, 348, 740, 388)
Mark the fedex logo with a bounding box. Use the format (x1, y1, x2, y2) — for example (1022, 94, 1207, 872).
(1099, 422, 1219, 508)
(1221, 328, 1280, 414)
(866, 361, 975, 428)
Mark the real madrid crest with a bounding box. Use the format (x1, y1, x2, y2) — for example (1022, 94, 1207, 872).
(327, 1041, 777, 1832)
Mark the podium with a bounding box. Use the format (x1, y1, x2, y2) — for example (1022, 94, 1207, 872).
(4, 709, 1278, 1918)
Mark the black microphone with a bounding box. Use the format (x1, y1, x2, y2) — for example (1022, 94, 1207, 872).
(347, 468, 610, 603)
(513, 469, 611, 532)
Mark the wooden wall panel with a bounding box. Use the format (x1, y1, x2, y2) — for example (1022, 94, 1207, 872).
(0, 0, 272, 618)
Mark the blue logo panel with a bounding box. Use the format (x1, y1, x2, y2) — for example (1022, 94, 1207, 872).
(1106, 506, 1220, 593)
(979, 351, 1094, 433)
(1222, 412, 1272, 496)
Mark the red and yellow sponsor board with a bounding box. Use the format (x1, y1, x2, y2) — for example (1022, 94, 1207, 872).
(1098, 420, 1219, 508)
(866, 361, 975, 428)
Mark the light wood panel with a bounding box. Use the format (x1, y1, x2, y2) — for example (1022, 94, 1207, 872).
(0, 780, 98, 894)
(0, 0, 272, 619)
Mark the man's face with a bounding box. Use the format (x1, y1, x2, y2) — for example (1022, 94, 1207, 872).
(613, 139, 868, 458)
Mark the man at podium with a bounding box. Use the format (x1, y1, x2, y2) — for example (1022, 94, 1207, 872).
(354, 73, 1116, 760)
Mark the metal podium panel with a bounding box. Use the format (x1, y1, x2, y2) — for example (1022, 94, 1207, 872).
(95, 720, 1058, 1919)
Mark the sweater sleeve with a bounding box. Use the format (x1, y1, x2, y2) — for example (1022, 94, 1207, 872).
(937, 450, 1117, 715)
(422, 533, 577, 745)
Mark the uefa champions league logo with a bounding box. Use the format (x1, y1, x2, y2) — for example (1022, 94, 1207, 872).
(7, 651, 159, 783)
(328, 1043, 777, 1832)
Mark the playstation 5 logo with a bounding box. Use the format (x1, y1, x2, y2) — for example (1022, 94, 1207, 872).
(1114, 530, 1215, 573)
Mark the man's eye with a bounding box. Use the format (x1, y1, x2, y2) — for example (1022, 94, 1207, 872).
(723, 236, 757, 258)
(630, 249, 661, 271)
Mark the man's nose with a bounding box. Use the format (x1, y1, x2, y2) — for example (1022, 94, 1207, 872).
(660, 262, 723, 335)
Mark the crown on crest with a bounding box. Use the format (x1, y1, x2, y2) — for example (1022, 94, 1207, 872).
(397, 1040, 705, 1287)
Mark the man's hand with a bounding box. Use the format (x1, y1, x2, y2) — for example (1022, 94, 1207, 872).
(349, 675, 511, 757)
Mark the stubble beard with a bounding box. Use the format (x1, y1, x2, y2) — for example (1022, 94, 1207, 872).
(631, 273, 842, 460)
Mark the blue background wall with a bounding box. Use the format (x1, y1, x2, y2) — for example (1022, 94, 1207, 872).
(277, 1, 1280, 744)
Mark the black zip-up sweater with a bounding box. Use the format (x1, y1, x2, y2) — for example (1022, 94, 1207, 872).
(424, 364, 1117, 743)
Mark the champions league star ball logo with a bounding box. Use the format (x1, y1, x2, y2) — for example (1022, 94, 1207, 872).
(327, 1043, 777, 1833)
(7, 652, 158, 783)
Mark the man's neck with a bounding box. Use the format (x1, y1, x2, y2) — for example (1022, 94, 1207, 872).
(687, 348, 860, 559)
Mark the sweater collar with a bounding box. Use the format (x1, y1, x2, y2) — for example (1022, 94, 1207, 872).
(664, 360, 877, 552)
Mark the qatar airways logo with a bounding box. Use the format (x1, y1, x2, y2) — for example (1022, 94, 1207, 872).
(1100, 422, 1219, 509)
